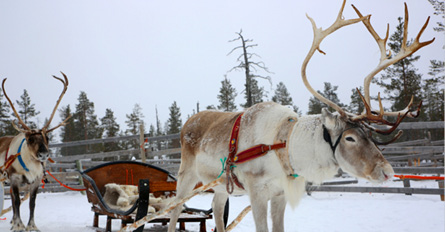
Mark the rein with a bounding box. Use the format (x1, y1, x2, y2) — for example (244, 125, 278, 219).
(41, 170, 87, 191)
(323, 125, 361, 158)
(1, 138, 29, 174)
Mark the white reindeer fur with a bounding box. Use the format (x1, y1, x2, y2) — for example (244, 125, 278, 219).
(1, 134, 44, 184)
(169, 102, 393, 232)
(0, 133, 45, 232)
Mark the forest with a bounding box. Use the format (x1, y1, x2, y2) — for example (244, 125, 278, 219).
(0, 2, 443, 156)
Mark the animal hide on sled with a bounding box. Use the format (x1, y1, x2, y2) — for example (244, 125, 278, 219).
(103, 183, 176, 213)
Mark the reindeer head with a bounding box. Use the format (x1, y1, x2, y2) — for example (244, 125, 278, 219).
(2, 72, 70, 162)
(302, 1, 434, 182)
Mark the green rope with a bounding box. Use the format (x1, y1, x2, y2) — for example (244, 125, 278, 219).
(291, 174, 299, 178)
(217, 157, 227, 178)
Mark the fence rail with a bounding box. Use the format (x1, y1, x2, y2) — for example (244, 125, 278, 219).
(3, 121, 444, 198)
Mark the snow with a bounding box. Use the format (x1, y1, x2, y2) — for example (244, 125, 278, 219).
(1, 179, 443, 232)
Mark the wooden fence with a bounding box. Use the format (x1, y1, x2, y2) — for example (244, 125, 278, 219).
(3, 121, 444, 199)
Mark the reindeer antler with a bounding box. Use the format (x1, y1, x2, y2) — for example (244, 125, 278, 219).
(301, 0, 369, 117)
(302, 0, 434, 135)
(2, 72, 70, 134)
(2, 78, 31, 131)
(43, 72, 70, 132)
(351, 3, 434, 119)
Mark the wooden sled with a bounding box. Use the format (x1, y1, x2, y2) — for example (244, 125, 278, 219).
(81, 161, 213, 232)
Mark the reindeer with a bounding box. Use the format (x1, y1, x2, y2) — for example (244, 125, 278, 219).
(168, 1, 434, 232)
(0, 73, 70, 232)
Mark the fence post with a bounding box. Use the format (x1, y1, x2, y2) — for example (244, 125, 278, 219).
(140, 124, 146, 163)
(403, 179, 412, 196)
(439, 180, 444, 201)
(76, 160, 85, 195)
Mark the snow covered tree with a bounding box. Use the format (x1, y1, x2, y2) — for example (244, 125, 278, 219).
(101, 108, 121, 152)
(308, 82, 345, 115)
(16, 89, 40, 129)
(429, 0, 444, 32)
(347, 87, 365, 114)
(73, 91, 102, 154)
(59, 105, 76, 156)
(422, 60, 444, 121)
(0, 88, 14, 135)
(125, 104, 144, 135)
(372, 17, 423, 114)
(272, 81, 300, 114)
(167, 101, 182, 148)
(167, 101, 182, 134)
(125, 104, 145, 149)
(217, 76, 237, 112)
(240, 78, 265, 109)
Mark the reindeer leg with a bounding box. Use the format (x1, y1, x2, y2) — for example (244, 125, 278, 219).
(167, 157, 198, 232)
(10, 180, 25, 232)
(212, 191, 229, 232)
(247, 181, 269, 232)
(25, 180, 40, 232)
(270, 192, 286, 232)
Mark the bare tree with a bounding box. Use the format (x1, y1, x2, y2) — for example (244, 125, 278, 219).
(227, 29, 273, 107)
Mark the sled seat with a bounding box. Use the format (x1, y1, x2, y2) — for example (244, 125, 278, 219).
(80, 161, 212, 232)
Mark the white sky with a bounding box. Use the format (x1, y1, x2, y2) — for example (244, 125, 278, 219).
(0, 0, 443, 137)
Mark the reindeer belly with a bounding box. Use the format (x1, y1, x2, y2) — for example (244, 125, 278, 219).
(9, 161, 44, 185)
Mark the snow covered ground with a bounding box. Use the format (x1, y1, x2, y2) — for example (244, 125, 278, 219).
(1, 179, 443, 232)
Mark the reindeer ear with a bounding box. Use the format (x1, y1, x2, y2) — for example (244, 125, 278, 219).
(321, 108, 337, 130)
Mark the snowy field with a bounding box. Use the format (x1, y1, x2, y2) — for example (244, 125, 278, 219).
(1, 179, 443, 232)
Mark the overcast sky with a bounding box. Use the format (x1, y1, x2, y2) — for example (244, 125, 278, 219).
(0, 0, 443, 139)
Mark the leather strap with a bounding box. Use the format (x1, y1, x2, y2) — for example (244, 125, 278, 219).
(225, 113, 288, 194)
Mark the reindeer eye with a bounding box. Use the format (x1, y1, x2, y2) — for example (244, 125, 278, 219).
(346, 137, 355, 142)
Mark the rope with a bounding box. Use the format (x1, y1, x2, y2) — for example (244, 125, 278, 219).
(394, 174, 444, 180)
(217, 157, 227, 178)
(45, 170, 87, 191)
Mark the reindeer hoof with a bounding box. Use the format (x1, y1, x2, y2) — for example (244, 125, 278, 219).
(11, 228, 26, 232)
(25, 225, 40, 232)
(11, 223, 26, 232)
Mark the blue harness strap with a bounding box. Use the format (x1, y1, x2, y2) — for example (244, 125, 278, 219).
(16, 138, 29, 172)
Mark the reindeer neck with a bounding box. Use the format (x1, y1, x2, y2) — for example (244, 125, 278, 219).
(288, 115, 340, 184)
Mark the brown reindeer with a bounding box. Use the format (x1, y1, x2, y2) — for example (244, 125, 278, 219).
(0, 73, 70, 232)
(168, 1, 434, 232)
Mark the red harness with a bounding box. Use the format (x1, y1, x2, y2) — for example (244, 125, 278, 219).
(225, 113, 287, 194)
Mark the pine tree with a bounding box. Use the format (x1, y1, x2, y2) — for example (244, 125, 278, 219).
(272, 82, 292, 105)
(307, 82, 345, 114)
(217, 76, 237, 112)
(16, 89, 40, 129)
(125, 104, 144, 135)
(0, 88, 14, 135)
(422, 60, 444, 121)
(101, 108, 121, 152)
(167, 101, 182, 148)
(428, 0, 444, 32)
(125, 104, 145, 149)
(155, 106, 162, 136)
(372, 17, 423, 114)
(73, 91, 102, 154)
(347, 87, 365, 114)
(227, 29, 272, 108)
(59, 105, 76, 156)
(167, 101, 182, 134)
(148, 124, 156, 137)
(241, 78, 265, 109)
(272, 82, 301, 114)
